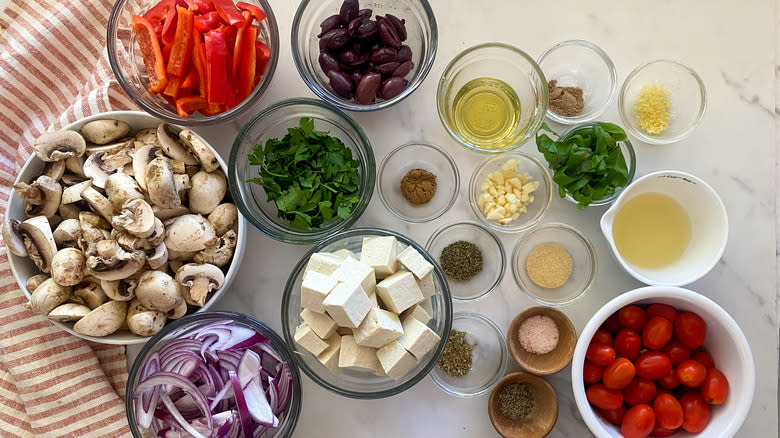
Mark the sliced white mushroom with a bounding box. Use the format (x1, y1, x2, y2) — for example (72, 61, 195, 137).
(174, 174, 191, 201)
(65, 157, 86, 177)
(85, 240, 145, 281)
(146, 157, 181, 209)
(135, 270, 182, 312)
(146, 218, 166, 247)
(85, 137, 134, 155)
(101, 278, 136, 301)
(126, 299, 166, 336)
(48, 303, 91, 322)
(26, 274, 49, 292)
(168, 248, 198, 261)
(59, 203, 80, 221)
(105, 172, 144, 210)
(83, 149, 132, 189)
(80, 186, 113, 222)
(194, 230, 236, 268)
(33, 130, 86, 162)
(28, 278, 71, 315)
(189, 170, 226, 215)
(73, 279, 107, 309)
(80, 119, 131, 145)
(135, 128, 160, 146)
(157, 124, 198, 165)
(51, 248, 85, 286)
(133, 145, 163, 191)
(147, 243, 168, 270)
(175, 263, 224, 307)
(179, 129, 220, 172)
(208, 203, 238, 236)
(79, 211, 110, 230)
(164, 214, 216, 252)
(53, 219, 81, 247)
(43, 160, 66, 180)
(166, 298, 187, 319)
(2, 219, 27, 256)
(61, 180, 92, 204)
(14, 175, 62, 218)
(112, 198, 155, 238)
(18, 216, 57, 273)
(153, 205, 190, 220)
(73, 300, 127, 337)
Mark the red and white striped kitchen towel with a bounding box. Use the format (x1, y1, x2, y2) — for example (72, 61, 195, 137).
(0, 0, 140, 436)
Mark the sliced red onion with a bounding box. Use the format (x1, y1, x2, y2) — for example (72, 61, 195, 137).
(229, 371, 254, 438)
(161, 392, 209, 438)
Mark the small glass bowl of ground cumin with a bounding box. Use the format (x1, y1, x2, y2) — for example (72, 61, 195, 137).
(512, 223, 597, 306)
(537, 40, 617, 124)
(425, 221, 506, 301)
(377, 142, 460, 223)
(431, 312, 508, 398)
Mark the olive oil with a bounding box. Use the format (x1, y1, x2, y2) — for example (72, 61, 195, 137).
(449, 77, 521, 148)
(612, 192, 692, 269)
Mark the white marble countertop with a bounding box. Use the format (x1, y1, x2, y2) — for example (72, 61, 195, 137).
(128, 0, 779, 436)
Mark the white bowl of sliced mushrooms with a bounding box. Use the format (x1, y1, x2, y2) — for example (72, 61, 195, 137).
(3, 111, 246, 344)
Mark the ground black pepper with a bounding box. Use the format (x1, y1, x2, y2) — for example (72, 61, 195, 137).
(497, 383, 535, 421)
(439, 241, 483, 281)
(437, 330, 473, 377)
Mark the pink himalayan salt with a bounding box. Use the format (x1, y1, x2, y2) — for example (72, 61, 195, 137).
(518, 315, 559, 355)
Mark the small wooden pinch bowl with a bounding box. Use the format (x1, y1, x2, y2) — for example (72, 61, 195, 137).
(507, 307, 577, 376)
(488, 372, 558, 438)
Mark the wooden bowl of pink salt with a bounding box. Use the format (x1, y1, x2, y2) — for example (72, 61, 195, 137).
(507, 307, 577, 376)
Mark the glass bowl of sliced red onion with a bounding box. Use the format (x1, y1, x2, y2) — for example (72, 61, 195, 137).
(126, 311, 301, 438)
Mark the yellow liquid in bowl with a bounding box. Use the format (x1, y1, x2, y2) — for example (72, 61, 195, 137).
(612, 192, 692, 269)
(449, 77, 521, 148)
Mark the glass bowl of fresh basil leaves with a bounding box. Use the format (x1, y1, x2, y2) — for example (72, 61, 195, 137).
(536, 122, 636, 209)
(229, 98, 375, 244)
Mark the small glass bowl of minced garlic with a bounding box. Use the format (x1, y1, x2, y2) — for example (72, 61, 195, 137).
(618, 59, 707, 145)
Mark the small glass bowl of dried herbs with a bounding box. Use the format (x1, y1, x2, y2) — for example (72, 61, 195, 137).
(431, 312, 508, 398)
(228, 98, 376, 244)
(425, 221, 506, 301)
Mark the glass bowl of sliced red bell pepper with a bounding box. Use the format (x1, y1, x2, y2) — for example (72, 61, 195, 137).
(108, 0, 279, 124)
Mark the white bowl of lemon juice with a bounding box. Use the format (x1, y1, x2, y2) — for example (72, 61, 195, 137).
(600, 170, 728, 286)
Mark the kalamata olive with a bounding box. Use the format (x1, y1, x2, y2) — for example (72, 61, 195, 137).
(356, 20, 378, 41)
(384, 14, 407, 41)
(347, 16, 367, 37)
(320, 28, 350, 51)
(358, 8, 372, 17)
(370, 47, 397, 64)
(318, 52, 341, 74)
(318, 14, 344, 38)
(351, 53, 370, 66)
(375, 61, 400, 76)
(378, 19, 401, 48)
(393, 60, 413, 77)
(328, 70, 354, 98)
(355, 72, 381, 104)
(339, 0, 359, 23)
(396, 45, 412, 63)
(380, 77, 407, 99)
(338, 49, 358, 65)
(350, 72, 364, 87)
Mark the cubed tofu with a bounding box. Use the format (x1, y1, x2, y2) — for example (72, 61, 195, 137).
(377, 340, 418, 380)
(396, 246, 434, 280)
(360, 236, 398, 279)
(417, 273, 435, 298)
(294, 322, 328, 356)
(331, 258, 377, 294)
(303, 252, 343, 277)
(376, 271, 424, 314)
(339, 335, 380, 372)
(323, 282, 372, 328)
(368, 291, 378, 307)
(318, 333, 342, 373)
(300, 308, 338, 339)
(300, 270, 338, 313)
(397, 317, 441, 359)
(331, 249, 355, 260)
(401, 304, 431, 325)
(353, 307, 403, 348)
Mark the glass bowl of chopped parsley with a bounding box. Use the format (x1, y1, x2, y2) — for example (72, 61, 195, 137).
(229, 98, 375, 244)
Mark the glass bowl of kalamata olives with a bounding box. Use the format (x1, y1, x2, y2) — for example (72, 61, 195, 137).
(291, 0, 438, 111)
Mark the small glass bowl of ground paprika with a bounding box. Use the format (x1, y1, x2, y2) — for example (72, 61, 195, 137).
(377, 141, 459, 223)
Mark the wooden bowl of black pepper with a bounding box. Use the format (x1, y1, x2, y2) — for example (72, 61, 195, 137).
(488, 372, 558, 438)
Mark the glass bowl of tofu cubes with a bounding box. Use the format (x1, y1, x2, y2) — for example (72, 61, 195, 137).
(468, 153, 552, 233)
(281, 228, 452, 399)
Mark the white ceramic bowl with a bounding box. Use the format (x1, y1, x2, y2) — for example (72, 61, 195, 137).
(572, 286, 755, 438)
(7, 111, 247, 344)
(600, 170, 727, 286)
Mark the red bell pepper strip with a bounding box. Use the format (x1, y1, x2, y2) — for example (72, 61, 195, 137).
(194, 11, 223, 32)
(163, 74, 184, 98)
(175, 95, 208, 117)
(236, 25, 257, 101)
(191, 31, 208, 98)
(211, 0, 245, 26)
(202, 102, 225, 115)
(236, 2, 265, 23)
(182, 67, 198, 88)
(131, 15, 168, 94)
(255, 39, 270, 78)
(166, 6, 194, 77)
(183, 0, 214, 13)
(161, 1, 179, 44)
(143, 0, 173, 24)
(232, 11, 251, 77)
(204, 29, 230, 104)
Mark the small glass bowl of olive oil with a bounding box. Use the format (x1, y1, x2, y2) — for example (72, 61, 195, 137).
(437, 43, 549, 153)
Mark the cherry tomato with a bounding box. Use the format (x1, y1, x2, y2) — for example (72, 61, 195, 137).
(603, 357, 636, 390)
(663, 341, 691, 366)
(598, 404, 627, 425)
(635, 352, 672, 380)
(621, 404, 655, 438)
(583, 360, 604, 384)
(651, 422, 680, 437)
(623, 378, 656, 406)
(614, 329, 642, 361)
(657, 369, 681, 390)
(619, 305, 648, 331)
(603, 312, 623, 334)
(653, 393, 684, 430)
(676, 360, 707, 387)
(680, 391, 711, 433)
(647, 303, 678, 322)
(675, 312, 706, 349)
(587, 383, 623, 410)
(586, 342, 616, 366)
(690, 349, 715, 369)
(700, 367, 729, 405)
(642, 316, 674, 350)
(653, 387, 674, 400)
(593, 328, 613, 345)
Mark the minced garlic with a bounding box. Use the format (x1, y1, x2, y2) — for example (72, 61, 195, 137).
(633, 84, 672, 134)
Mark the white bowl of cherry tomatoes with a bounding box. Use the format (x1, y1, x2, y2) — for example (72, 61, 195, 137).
(572, 286, 755, 438)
